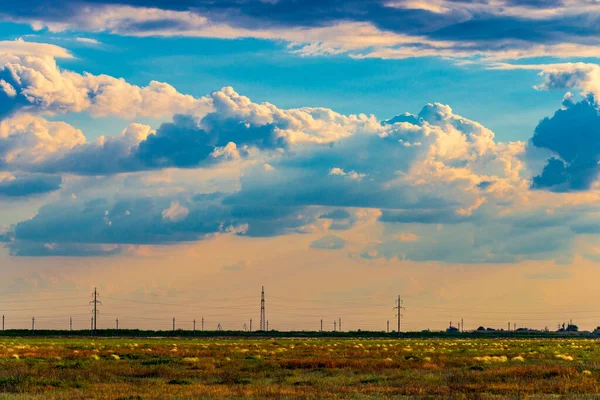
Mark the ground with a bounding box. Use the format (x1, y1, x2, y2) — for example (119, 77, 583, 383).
(0, 337, 598, 398)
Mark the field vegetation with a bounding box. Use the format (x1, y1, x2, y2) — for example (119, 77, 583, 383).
(0, 337, 598, 398)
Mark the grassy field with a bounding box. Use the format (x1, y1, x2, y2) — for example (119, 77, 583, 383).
(0, 337, 599, 399)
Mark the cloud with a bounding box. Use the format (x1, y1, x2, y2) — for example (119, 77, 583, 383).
(0, 114, 85, 167)
(530, 98, 600, 191)
(11, 196, 241, 247)
(0, 38, 72, 58)
(0, 174, 61, 197)
(8, 241, 123, 257)
(490, 62, 600, 191)
(19, 86, 380, 175)
(319, 209, 351, 220)
(0, 51, 212, 119)
(2, 78, 600, 263)
(161, 200, 189, 222)
(5, 2, 600, 61)
(310, 235, 346, 250)
(75, 37, 101, 45)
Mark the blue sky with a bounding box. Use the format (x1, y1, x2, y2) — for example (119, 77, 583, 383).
(1, 0, 600, 330)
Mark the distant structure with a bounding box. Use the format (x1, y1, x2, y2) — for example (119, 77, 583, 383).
(394, 295, 405, 334)
(89, 287, 101, 334)
(446, 321, 459, 333)
(260, 286, 266, 331)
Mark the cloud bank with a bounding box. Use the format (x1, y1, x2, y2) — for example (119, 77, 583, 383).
(0, 49, 599, 264)
(3, 1, 600, 61)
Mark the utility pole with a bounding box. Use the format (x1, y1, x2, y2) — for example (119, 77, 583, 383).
(387, 320, 389, 333)
(31, 317, 35, 332)
(507, 322, 510, 333)
(513, 322, 516, 332)
(116, 318, 119, 331)
(394, 295, 405, 334)
(2, 315, 4, 332)
(250, 319, 252, 333)
(202, 317, 204, 331)
(334, 320, 336, 332)
(339, 318, 342, 332)
(260, 286, 266, 331)
(70, 317, 72, 331)
(89, 287, 101, 335)
(267, 321, 269, 331)
(320, 319, 323, 332)
(193, 319, 196, 333)
(173, 318, 176, 331)
(91, 317, 93, 330)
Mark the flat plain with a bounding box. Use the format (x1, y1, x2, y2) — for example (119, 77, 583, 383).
(0, 337, 599, 399)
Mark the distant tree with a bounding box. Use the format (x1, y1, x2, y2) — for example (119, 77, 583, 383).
(477, 326, 485, 331)
(566, 324, 579, 332)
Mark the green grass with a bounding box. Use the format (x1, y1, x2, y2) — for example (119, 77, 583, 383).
(0, 337, 598, 398)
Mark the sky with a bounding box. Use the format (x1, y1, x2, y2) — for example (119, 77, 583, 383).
(1, 0, 600, 332)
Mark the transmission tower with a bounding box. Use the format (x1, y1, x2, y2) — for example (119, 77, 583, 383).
(393, 295, 405, 334)
(260, 286, 266, 331)
(89, 287, 101, 335)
